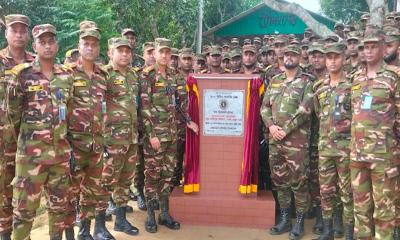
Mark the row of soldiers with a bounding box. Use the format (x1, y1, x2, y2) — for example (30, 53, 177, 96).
(0, 14, 201, 240)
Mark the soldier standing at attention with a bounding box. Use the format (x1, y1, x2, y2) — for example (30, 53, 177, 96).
(99, 37, 140, 237)
(350, 29, 400, 240)
(7, 24, 73, 240)
(0, 14, 34, 240)
(66, 21, 113, 240)
(261, 45, 314, 240)
(140, 38, 198, 233)
(200, 45, 230, 74)
(121, 28, 144, 68)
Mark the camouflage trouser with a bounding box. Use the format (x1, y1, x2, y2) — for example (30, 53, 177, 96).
(12, 161, 71, 239)
(319, 154, 353, 222)
(130, 143, 145, 195)
(98, 144, 137, 209)
(143, 140, 177, 201)
(351, 161, 397, 240)
(396, 168, 400, 227)
(309, 145, 320, 208)
(69, 149, 105, 219)
(173, 138, 185, 183)
(269, 143, 310, 213)
(0, 143, 16, 234)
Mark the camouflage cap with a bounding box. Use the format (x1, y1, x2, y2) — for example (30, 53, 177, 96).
(5, 14, 30, 27)
(121, 28, 136, 36)
(230, 37, 240, 45)
(347, 31, 361, 41)
(79, 20, 100, 32)
(263, 35, 269, 40)
(209, 45, 222, 56)
(324, 42, 346, 54)
(195, 54, 206, 62)
(171, 48, 179, 57)
(179, 47, 193, 58)
(222, 52, 230, 60)
(108, 37, 118, 48)
(308, 42, 325, 54)
(230, 48, 242, 58)
(243, 39, 251, 45)
(301, 38, 310, 46)
(358, 42, 364, 49)
(309, 34, 321, 41)
(154, 38, 172, 50)
(253, 37, 262, 44)
(334, 22, 345, 29)
(304, 27, 313, 33)
(324, 35, 339, 42)
(274, 35, 289, 44)
(222, 42, 230, 48)
(202, 45, 211, 55)
(111, 37, 132, 49)
(385, 28, 400, 42)
(362, 29, 385, 43)
(290, 38, 300, 45)
(80, 28, 101, 40)
(32, 24, 56, 39)
(143, 42, 155, 51)
(360, 13, 370, 20)
(242, 44, 257, 54)
(260, 45, 274, 54)
(284, 45, 301, 55)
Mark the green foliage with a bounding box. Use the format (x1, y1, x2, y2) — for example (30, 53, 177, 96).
(319, 0, 369, 24)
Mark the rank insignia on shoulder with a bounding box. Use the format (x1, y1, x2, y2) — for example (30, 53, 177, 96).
(73, 80, 87, 87)
(114, 79, 125, 85)
(271, 83, 281, 88)
(155, 82, 165, 87)
(28, 85, 44, 92)
(351, 84, 361, 91)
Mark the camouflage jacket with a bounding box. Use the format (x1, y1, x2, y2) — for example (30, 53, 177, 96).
(261, 68, 313, 145)
(350, 63, 400, 164)
(104, 65, 139, 146)
(132, 54, 144, 69)
(175, 70, 192, 138)
(314, 75, 352, 156)
(264, 64, 284, 87)
(7, 61, 74, 164)
(140, 64, 183, 142)
(67, 61, 108, 153)
(199, 67, 230, 74)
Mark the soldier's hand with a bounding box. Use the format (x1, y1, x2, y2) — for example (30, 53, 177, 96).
(269, 125, 282, 140)
(275, 130, 287, 141)
(187, 121, 199, 135)
(150, 137, 161, 151)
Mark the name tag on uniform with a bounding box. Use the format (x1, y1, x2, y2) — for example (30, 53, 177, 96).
(155, 82, 165, 87)
(352, 84, 361, 91)
(177, 86, 184, 90)
(271, 83, 281, 88)
(28, 85, 44, 92)
(113, 79, 125, 85)
(73, 80, 87, 87)
(361, 94, 372, 110)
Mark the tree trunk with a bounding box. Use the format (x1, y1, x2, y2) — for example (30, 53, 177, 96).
(263, 0, 334, 37)
(366, 0, 388, 27)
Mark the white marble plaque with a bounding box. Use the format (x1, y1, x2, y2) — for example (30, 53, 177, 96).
(203, 89, 244, 136)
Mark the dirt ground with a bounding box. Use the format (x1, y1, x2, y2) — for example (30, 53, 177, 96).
(30, 201, 345, 240)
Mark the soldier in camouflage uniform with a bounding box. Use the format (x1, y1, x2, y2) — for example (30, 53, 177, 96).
(229, 48, 242, 73)
(345, 32, 362, 73)
(66, 22, 113, 240)
(7, 24, 73, 240)
(312, 43, 354, 240)
(194, 54, 207, 73)
(261, 45, 314, 240)
(264, 36, 287, 86)
(140, 38, 198, 233)
(173, 47, 193, 186)
(121, 28, 144, 68)
(200, 46, 230, 74)
(170, 48, 179, 73)
(350, 30, 400, 240)
(98, 37, 140, 237)
(0, 14, 34, 240)
(64, 49, 80, 65)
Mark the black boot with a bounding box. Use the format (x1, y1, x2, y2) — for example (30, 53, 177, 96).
(145, 200, 157, 233)
(313, 206, 323, 235)
(105, 198, 116, 221)
(269, 207, 292, 235)
(394, 226, 400, 240)
(93, 211, 115, 240)
(114, 206, 139, 236)
(0, 231, 11, 240)
(333, 207, 344, 238)
(158, 196, 180, 230)
(77, 218, 94, 240)
(137, 190, 147, 211)
(344, 222, 354, 240)
(65, 227, 75, 240)
(289, 211, 305, 240)
(50, 232, 63, 240)
(314, 219, 333, 240)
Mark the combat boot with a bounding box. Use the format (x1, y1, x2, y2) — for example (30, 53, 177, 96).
(145, 199, 157, 233)
(114, 206, 139, 236)
(270, 208, 292, 235)
(0, 231, 11, 240)
(65, 226, 75, 240)
(313, 205, 323, 235)
(137, 189, 147, 211)
(158, 195, 180, 230)
(344, 222, 354, 240)
(394, 226, 400, 240)
(77, 218, 94, 240)
(314, 219, 334, 240)
(289, 211, 305, 240)
(333, 207, 344, 238)
(93, 211, 115, 240)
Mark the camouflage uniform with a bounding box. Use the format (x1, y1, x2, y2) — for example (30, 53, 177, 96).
(313, 75, 354, 223)
(7, 37, 74, 239)
(261, 68, 313, 214)
(98, 63, 139, 208)
(350, 62, 400, 239)
(67, 60, 108, 219)
(0, 48, 34, 235)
